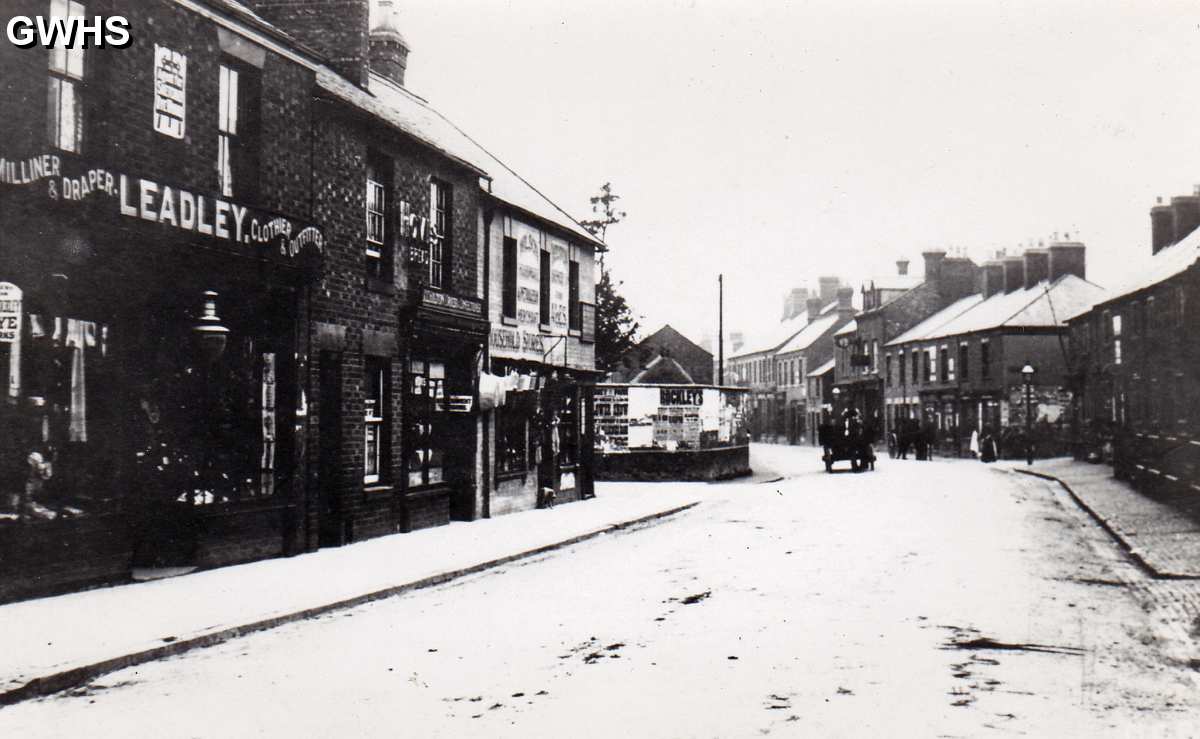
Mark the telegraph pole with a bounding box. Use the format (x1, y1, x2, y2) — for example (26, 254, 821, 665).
(718, 274, 724, 385)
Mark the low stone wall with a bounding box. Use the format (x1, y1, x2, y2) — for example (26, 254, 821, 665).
(596, 446, 751, 482)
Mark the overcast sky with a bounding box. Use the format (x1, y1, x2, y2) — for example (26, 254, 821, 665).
(375, 0, 1200, 347)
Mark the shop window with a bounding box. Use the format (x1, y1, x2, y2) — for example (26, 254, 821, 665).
(47, 0, 86, 153)
(363, 357, 388, 484)
(365, 152, 392, 279)
(429, 180, 449, 288)
(406, 358, 445, 487)
(2, 287, 291, 523)
(539, 249, 551, 326)
(217, 60, 261, 200)
(558, 390, 579, 467)
(568, 260, 581, 331)
(502, 237, 518, 319)
(497, 407, 527, 474)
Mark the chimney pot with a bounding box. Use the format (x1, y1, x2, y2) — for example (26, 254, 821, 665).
(896, 259, 909, 276)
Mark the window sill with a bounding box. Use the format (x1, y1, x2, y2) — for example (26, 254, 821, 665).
(539, 324, 553, 334)
(501, 315, 519, 327)
(496, 469, 528, 483)
(364, 483, 393, 494)
(568, 329, 581, 338)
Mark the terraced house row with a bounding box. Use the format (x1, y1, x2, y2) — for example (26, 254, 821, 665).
(0, 0, 600, 602)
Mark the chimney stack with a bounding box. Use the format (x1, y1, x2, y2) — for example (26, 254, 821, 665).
(1151, 196, 1174, 255)
(836, 287, 854, 310)
(806, 297, 823, 321)
(1171, 189, 1200, 249)
(370, 0, 411, 87)
(1002, 255, 1025, 293)
(818, 276, 840, 305)
(981, 260, 1005, 298)
(1023, 249, 1049, 289)
(1047, 239, 1086, 281)
(781, 287, 809, 320)
(248, 0, 371, 86)
(922, 250, 947, 287)
(896, 258, 910, 276)
(730, 331, 744, 353)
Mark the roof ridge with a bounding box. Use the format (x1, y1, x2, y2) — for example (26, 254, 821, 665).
(423, 100, 604, 249)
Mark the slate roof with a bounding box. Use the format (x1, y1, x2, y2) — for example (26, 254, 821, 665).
(888, 275, 1107, 345)
(631, 355, 696, 384)
(834, 319, 858, 338)
(1069, 230, 1200, 318)
(885, 294, 984, 347)
(776, 313, 840, 355)
(807, 358, 836, 377)
(315, 70, 602, 247)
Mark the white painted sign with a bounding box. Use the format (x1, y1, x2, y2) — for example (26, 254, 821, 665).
(153, 45, 186, 139)
(0, 282, 22, 343)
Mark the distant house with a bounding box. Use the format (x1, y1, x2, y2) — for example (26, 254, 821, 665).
(608, 325, 713, 384)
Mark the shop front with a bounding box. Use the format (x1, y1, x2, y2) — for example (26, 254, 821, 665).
(0, 153, 321, 602)
(485, 346, 597, 516)
(402, 286, 488, 529)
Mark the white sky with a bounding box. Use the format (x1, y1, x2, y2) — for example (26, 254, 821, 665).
(374, 0, 1200, 347)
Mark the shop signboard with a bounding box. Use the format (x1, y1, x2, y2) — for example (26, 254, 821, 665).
(0, 282, 21, 343)
(0, 152, 324, 264)
(489, 222, 573, 364)
(153, 45, 186, 139)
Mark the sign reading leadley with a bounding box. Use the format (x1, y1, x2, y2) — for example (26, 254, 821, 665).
(0, 152, 324, 261)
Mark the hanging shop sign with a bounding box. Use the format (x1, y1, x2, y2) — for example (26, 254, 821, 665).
(0, 282, 22, 343)
(0, 152, 324, 262)
(153, 45, 187, 139)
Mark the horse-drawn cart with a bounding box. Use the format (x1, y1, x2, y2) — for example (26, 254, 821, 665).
(818, 415, 876, 473)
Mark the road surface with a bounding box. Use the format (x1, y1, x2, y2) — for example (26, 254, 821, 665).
(3, 444, 1197, 737)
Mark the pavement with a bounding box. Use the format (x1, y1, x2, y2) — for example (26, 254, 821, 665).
(1013, 457, 1200, 579)
(0, 481, 706, 707)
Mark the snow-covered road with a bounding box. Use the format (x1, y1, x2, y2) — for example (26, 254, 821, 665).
(4, 445, 1197, 737)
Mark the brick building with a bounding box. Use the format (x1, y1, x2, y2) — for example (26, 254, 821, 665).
(0, 0, 601, 602)
(1068, 192, 1200, 494)
(884, 243, 1105, 457)
(0, 0, 326, 601)
(724, 276, 844, 440)
(772, 292, 854, 443)
(833, 251, 978, 440)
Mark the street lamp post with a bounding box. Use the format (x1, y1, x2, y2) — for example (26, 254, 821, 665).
(1021, 363, 1035, 466)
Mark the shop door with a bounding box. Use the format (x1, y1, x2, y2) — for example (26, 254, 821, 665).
(446, 413, 477, 521)
(317, 351, 345, 546)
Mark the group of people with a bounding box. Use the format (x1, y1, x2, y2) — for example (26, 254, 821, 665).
(887, 420, 937, 461)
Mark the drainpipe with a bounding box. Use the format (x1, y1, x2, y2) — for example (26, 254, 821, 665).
(481, 205, 494, 519)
